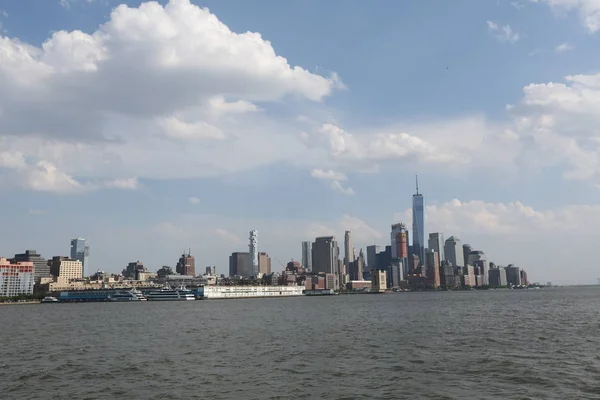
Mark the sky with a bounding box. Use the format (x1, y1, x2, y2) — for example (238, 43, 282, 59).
(1, 0, 600, 284)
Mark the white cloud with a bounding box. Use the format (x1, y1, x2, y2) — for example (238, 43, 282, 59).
(208, 96, 259, 116)
(310, 169, 347, 181)
(509, 72, 600, 183)
(486, 21, 520, 43)
(0, 151, 138, 193)
(511, 2, 525, 9)
(330, 180, 355, 196)
(534, 0, 600, 33)
(310, 168, 354, 195)
(317, 123, 456, 165)
(340, 214, 382, 242)
(555, 42, 573, 52)
(0, 10, 8, 18)
(188, 197, 200, 205)
(214, 228, 241, 244)
(101, 177, 139, 190)
(159, 117, 226, 141)
(0, 0, 343, 191)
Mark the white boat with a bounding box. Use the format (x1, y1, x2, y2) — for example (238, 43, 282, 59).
(108, 289, 147, 301)
(41, 296, 59, 303)
(198, 285, 304, 300)
(145, 285, 196, 301)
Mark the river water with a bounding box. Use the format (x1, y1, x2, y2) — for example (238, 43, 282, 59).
(2, 287, 600, 399)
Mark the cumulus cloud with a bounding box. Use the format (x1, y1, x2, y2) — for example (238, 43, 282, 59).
(509, 72, 600, 183)
(317, 123, 456, 165)
(0, 0, 343, 190)
(486, 21, 520, 43)
(533, 0, 600, 33)
(310, 168, 354, 195)
(159, 117, 226, 141)
(0, 151, 138, 193)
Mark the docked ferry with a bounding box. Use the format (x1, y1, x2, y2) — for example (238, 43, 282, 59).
(108, 289, 147, 301)
(304, 289, 337, 296)
(144, 285, 196, 301)
(198, 285, 305, 300)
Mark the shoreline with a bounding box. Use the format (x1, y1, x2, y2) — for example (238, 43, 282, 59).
(0, 301, 40, 306)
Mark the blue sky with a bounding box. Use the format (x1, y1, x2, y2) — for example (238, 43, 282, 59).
(1, 0, 600, 284)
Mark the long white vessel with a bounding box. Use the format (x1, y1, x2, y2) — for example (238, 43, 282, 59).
(198, 285, 304, 300)
(108, 289, 147, 301)
(145, 285, 196, 301)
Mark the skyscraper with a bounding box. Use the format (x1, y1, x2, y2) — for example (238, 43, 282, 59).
(344, 230, 354, 273)
(176, 250, 195, 276)
(311, 236, 339, 275)
(258, 252, 272, 275)
(70, 238, 89, 276)
(390, 223, 408, 260)
(229, 252, 250, 277)
(462, 244, 472, 267)
(366, 245, 380, 270)
(412, 175, 425, 265)
(424, 249, 440, 288)
(428, 233, 445, 262)
(249, 230, 258, 277)
(301, 241, 312, 271)
(444, 236, 464, 268)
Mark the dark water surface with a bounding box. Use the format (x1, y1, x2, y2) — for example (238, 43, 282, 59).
(2, 287, 600, 399)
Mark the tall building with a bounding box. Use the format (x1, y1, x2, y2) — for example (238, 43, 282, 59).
(301, 241, 312, 271)
(412, 175, 425, 265)
(424, 249, 440, 288)
(428, 233, 445, 262)
(258, 252, 272, 275)
(70, 238, 89, 276)
(390, 223, 409, 260)
(444, 236, 464, 268)
(249, 230, 258, 277)
(463, 265, 476, 287)
(366, 245, 380, 270)
(311, 236, 339, 275)
(387, 261, 403, 288)
(49, 256, 83, 285)
(505, 265, 522, 286)
(229, 252, 250, 277)
(176, 251, 195, 276)
(11, 250, 50, 282)
(489, 266, 507, 287)
(348, 249, 365, 281)
(0, 258, 34, 297)
(469, 250, 489, 286)
(344, 231, 354, 273)
(462, 244, 472, 267)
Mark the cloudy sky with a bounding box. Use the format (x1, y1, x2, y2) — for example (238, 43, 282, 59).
(1, 0, 599, 284)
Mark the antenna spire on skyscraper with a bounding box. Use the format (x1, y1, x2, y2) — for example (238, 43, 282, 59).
(415, 173, 419, 195)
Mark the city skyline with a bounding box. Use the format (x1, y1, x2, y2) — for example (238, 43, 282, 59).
(1, 0, 600, 284)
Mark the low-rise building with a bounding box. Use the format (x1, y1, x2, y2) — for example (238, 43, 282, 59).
(49, 256, 83, 285)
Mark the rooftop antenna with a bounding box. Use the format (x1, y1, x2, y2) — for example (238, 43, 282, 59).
(415, 173, 419, 195)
